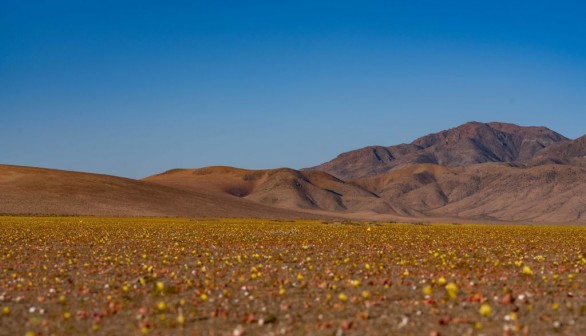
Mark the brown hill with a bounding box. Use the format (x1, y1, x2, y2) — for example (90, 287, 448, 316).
(310, 121, 568, 180)
(145, 163, 586, 223)
(354, 163, 586, 223)
(526, 135, 586, 167)
(4, 121, 586, 224)
(144, 166, 396, 214)
(5, 162, 585, 224)
(0, 165, 323, 219)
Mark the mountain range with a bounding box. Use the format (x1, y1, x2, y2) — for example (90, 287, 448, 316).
(3, 121, 586, 224)
(309, 121, 572, 179)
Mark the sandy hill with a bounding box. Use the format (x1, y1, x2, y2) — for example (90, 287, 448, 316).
(144, 166, 396, 214)
(310, 121, 568, 180)
(0, 165, 322, 219)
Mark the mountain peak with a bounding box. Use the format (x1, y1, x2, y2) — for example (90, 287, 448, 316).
(412, 121, 566, 150)
(310, 121, 569, 180)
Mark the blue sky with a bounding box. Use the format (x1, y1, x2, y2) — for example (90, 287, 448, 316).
(1, 1, 585, 178)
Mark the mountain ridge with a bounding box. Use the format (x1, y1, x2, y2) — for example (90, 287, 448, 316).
(3, 121, 586, 224)
(309, 121, 569, 180)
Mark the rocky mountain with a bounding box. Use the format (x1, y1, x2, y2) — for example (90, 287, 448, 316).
(144, 159, 586, 223)
(526, 135, 586, 167)
(3, 121, 586, 224)
(354, 163, 586, 223)
(310, 121, 568, 180)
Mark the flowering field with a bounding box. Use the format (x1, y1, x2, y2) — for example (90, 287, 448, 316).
(1, 217, 585, 335)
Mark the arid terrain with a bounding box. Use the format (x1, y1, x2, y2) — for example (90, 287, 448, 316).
(0, 165, 320, 220)
(2, 123, 586, 335)
(4, 1, 584, 335)
(2, 122, 586, 224)
(310, 122, 573, 180)
(1, 217, 585, 336)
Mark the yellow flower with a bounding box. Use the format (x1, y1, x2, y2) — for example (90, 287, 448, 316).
(438, 276, 447, 286)
(177, 314, 185, 326)
(522, 266, 533, 276)
(361, 290, 370, 299)
(479, 303, 492, 317)
(157, 301, 167, 311)
(445, 282, 458, 300)
(338, 293, 348, 302)
(156, 281, 164, 292)
(422, 285, 432, 296)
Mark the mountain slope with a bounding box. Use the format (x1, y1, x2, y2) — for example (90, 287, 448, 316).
(144, 166, 396, 214)
(4, 121, 586, 224)
(354, 163, 586, 223)
(310, 121, 568, 180)
(0, 165, 322, 219)
(526, 135, 586, 167)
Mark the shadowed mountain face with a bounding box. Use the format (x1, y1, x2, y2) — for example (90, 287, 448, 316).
(310, 122, 568, 180)
(353, 163, 586, 223)
(3, 121, 586, 224)
(526, 135, 586, 167)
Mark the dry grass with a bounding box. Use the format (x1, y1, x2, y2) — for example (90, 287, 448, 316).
(1, 217, 586, 335)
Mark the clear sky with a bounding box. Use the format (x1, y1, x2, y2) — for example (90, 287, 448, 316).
(1, 1, 585, 178)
